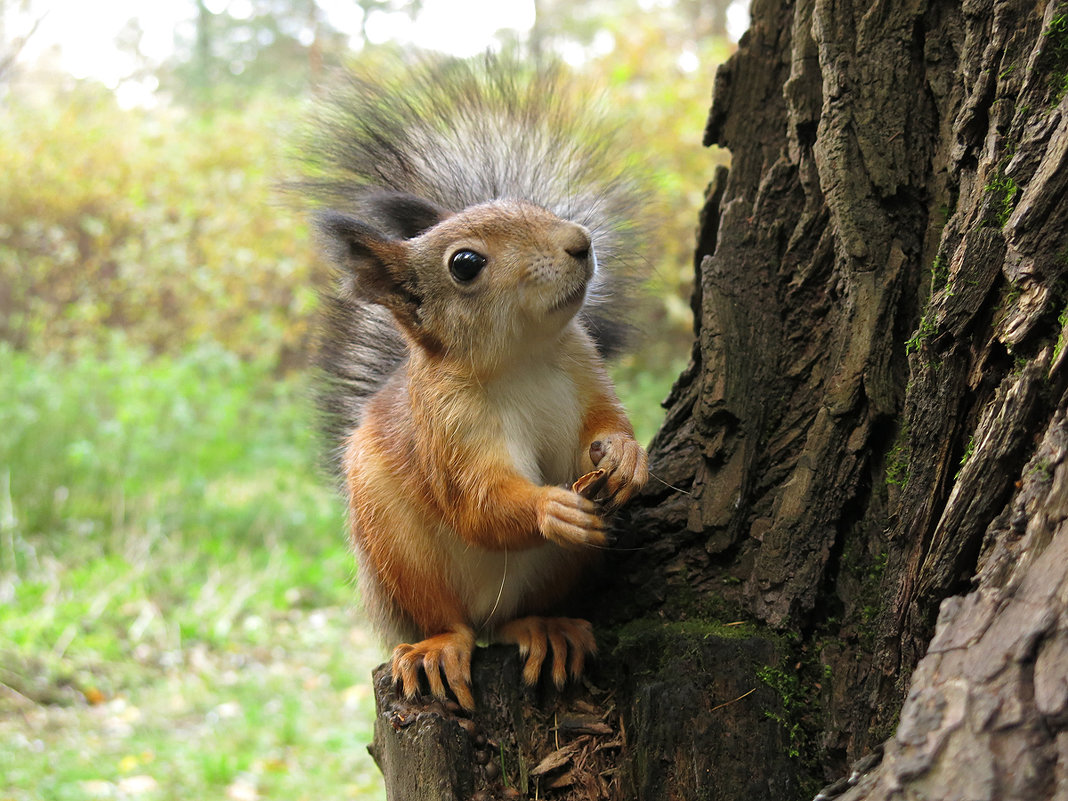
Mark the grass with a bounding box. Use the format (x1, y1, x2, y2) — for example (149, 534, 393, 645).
(0, 340, 676, 801)
(0, 342, 383, 801)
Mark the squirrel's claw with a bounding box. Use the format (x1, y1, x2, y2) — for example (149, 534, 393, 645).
(537, 486, 606, 548)
(582, 435, 648, 510)
(495, 616, 596, 689)
(390, 627, 476, 710)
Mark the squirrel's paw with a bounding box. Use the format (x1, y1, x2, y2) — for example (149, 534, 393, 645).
(390, 627, 476, 710)
(495, 617, 596, 689)
(579, 435, 648, 510)
(537, 486, 606, 548)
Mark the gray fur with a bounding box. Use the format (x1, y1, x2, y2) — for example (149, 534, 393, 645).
(297, 54, 645, 480)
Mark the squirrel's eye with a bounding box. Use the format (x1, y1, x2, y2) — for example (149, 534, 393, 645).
(448, 249, 487, 283)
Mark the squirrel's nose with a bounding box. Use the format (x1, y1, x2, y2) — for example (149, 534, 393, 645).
(562, 225, 592, 262)
(567, 243, 591, 261)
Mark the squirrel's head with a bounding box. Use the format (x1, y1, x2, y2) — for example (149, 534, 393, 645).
(317, 195, 594, 373)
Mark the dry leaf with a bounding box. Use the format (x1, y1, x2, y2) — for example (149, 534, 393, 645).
(547, 769, 576, 789)
(531, 741, 581, 776)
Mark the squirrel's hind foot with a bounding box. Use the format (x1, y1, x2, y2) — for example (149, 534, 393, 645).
(391, 626, 476, 710)
(495, 616, 596, 689)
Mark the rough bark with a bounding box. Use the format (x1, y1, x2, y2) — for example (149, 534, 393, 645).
(369, 0, 1068, 798)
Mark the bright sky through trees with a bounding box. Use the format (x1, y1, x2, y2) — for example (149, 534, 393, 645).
(9, 0, 748, 107)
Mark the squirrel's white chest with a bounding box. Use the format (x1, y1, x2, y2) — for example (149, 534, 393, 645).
(487, 363, 582, 486)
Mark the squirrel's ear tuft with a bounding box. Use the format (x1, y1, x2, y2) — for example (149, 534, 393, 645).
(361, 191, 449, 239)
(315, 211, 394, 266)
(314, 211, 438, 349)
(315, 210, 413, 302)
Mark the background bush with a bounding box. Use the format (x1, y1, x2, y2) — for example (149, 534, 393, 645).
(0, 86, 319, 366)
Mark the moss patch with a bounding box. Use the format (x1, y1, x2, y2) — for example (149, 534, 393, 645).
(1053, 303, 1068, 363)
(1041, 6, 1068, 103)
(984, 172, 1019, 227)
(885, 421, 911, 490)
(611, 618, 772, 677)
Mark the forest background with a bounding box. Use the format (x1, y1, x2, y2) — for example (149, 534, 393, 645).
(0, 1, 742, 799)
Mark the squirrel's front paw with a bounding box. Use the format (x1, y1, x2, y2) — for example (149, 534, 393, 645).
(536, 486, 606, 548)
(579, 435, 649, 510)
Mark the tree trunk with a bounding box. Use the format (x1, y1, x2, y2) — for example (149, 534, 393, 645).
(369, 0, 1068, 798)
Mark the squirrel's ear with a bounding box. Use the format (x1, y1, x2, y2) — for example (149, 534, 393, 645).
(315, 210, 424, 322)
(361, 191, 449, 239)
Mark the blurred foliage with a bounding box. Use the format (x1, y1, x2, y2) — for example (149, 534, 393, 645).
(157, 0, 347, 106)
(0, 83, 320, 366)
(0, 342, 384, 800)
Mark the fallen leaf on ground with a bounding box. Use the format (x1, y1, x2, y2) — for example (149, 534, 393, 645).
(531, 741, 582, 776)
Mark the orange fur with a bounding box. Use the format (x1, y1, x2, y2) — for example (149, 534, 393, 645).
(333, 200, 648, 707)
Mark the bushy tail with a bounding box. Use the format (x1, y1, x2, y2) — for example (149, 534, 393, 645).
(296, 53, 647, 477)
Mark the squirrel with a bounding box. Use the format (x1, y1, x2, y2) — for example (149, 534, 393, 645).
(300, 54, 649, 710)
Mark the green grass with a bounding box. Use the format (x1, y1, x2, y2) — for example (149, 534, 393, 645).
(0, 342, 384, 801)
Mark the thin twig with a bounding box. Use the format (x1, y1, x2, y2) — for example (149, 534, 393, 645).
(710, 687, 756, 712)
